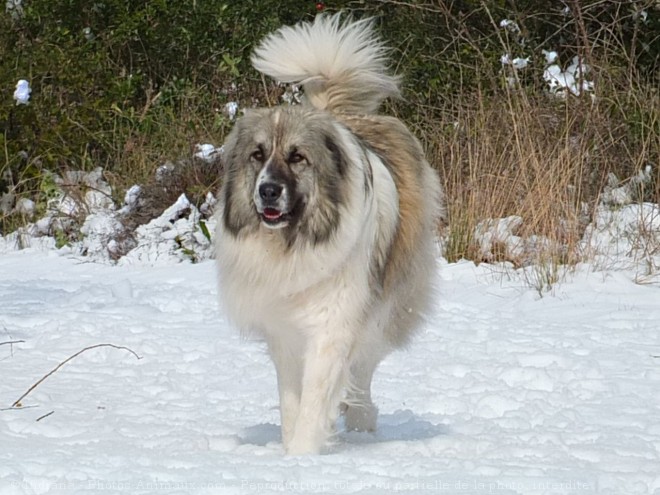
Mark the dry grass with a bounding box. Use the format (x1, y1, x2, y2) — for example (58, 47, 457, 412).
(434, 96, 577, 261)
(102, 89, 231, 203)
(418, 76, 658, 291)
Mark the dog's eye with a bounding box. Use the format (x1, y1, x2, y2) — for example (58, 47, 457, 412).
(288, 152, 305, 164)
(251, 149, 265, 162)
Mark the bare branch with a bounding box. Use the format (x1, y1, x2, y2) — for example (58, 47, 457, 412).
(0, 340, 25, 347)
(11, 344, 142, 409)
(0, 340, 25, 345)
(36, 411, 55, 422)
(0, 339, 25, 359)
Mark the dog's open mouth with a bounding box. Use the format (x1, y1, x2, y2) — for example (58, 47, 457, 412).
(260, 207, 290, 227)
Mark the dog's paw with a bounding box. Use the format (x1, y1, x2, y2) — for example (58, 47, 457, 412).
(344, 403, 378, 432)
(285, 425, 333, 455)
(285, 436, 322, 456)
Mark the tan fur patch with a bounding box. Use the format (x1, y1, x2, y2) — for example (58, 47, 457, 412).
(339, 115, 429, 291)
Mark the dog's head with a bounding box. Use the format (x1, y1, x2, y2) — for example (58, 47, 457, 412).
(220, 107, 350, 245)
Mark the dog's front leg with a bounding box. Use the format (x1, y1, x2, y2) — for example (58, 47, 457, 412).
(286, 328, 353, 455)
(267, 336, 303, 449)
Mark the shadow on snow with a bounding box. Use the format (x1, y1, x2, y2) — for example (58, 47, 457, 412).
(239, 409, 448, 448)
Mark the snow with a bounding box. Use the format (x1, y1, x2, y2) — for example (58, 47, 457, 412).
(498, 20, 596, 97)
(1, 168, 659, 492)
(581, 203, 660, 279)
(118, 185, 142, 215)
(498, 19, 529, 80)
(117, 193, 214, 266)
(2, 209, 660, 493)
(13, 80, 30, 105)
(14, 198, 35, 217)
(156, 163, 175, 181)
(194, 144, 223, 162)
(5, 0, 23, 18)
(634, 9, 648, 23)
(511, 57, 529, 70)
(499, 19, 520, 34)
(542, 50, 558, 65)
(601, 166, 653, 207)
(543, 56, 594, 98)
(281, 84, 302, 105)
(224, 102, 239, 120)
(501, 55, 529, 70)
(83, 27, 94, 41)
(0, 167, 219, 263)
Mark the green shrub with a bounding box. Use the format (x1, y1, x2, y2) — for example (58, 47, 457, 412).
(1, 0, 658, 240)
(0, 1, 315, 204)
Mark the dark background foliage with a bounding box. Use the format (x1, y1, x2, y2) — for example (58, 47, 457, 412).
(1, 0, 658, 234)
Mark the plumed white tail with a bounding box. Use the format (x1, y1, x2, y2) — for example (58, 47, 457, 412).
(251, 13, 400, 114)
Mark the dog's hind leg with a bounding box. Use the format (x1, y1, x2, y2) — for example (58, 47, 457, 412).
(343, 351, 380, 432)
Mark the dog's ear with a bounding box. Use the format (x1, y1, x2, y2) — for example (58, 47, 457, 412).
(238, 108, 258, 118)
(236, 107, 273, 122)
(220, 126, 240, 170)
(221, 108, 278, 174)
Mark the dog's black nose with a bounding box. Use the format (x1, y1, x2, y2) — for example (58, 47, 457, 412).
(259, 182, 283, 201)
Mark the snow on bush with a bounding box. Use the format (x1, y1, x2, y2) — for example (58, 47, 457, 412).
(118, 193, 214, 266)
(224, 101, 239, 120)
(194, 144, 224, 162)
(0, 166, 216, 264)
(543, 55, 594, 98)
(601, 166, 653, 206)
(498, 18, 595, 97)
(1, 160, 658, 287)
(0, 113, 657, 286)
(473, 216, 562, 268)
(13, 79, 30, 105)
(581, 203, 660, 278)
(281, 84, 302, 105)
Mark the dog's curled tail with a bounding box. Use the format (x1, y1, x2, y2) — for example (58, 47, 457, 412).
(251, 13, 400, 115)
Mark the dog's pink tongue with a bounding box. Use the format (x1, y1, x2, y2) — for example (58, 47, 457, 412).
(263, 208, 282, 220)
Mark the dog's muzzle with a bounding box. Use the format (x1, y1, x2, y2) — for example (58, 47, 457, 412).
(255, 181, 291, 228)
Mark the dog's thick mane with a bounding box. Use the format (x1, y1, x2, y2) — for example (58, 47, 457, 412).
(251, 13, 400, 115)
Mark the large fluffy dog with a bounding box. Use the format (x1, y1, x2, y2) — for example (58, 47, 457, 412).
(215, 14, 444, 455)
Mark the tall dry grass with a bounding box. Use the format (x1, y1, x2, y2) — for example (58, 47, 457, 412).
(381, 0, 660, 291)
(419, 77, 658, 291)
(434, 93, 589, 261)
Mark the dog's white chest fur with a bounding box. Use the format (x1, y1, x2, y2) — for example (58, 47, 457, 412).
(217, 146, 397, 338)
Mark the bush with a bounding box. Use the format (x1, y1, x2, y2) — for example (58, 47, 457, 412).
(0, 0, 316, 221)
(1, 0, 659, 276)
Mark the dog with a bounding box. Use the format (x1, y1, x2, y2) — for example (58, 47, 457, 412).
(215, 13, 444, 455)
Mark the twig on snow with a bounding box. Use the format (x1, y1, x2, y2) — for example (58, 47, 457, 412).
(11, 343, 142, 408)
(0, 340, 25, 346)
(0, 339, 25, 359)
(36, 410, 54, 422)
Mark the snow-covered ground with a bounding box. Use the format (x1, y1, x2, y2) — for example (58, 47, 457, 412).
(1, 236, 659, 494)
